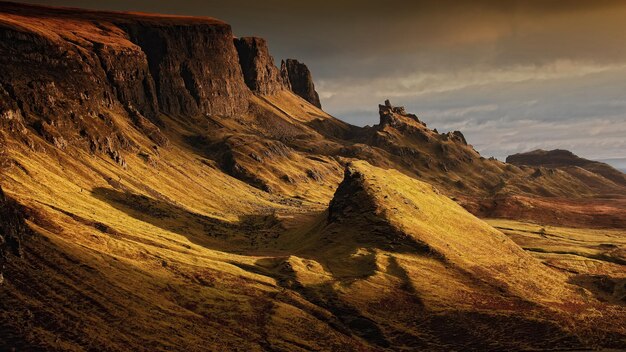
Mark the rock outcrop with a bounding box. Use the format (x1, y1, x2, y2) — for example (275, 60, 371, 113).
(443, 130, 467, 145)
(282, 59, 322, 108)
(378, 99, 423, 127)
(234, 37, 289, 95)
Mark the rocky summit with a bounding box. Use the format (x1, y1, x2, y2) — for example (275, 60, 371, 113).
(0, 2, 625, 351)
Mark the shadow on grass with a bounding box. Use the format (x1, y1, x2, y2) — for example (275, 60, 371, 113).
(91, 187, 283, 253)
(89, 187, 587, 350)
(89, 187, 406, 347)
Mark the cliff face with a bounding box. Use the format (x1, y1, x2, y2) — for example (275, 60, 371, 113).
(0, 3, 250, 142)
(0, 2, 330, 160)
(122, 22, 250, 118)
(283, 59, 322, 108)
(92, 34, 160, 121)
(0, 14, 133, 160)
(234, 37, 289, 95)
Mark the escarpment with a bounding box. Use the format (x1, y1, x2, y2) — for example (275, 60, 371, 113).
(122, 22, 250, 118)
(0, 2, 250, 158)
(0, 3, 330, 160)
(507, 149, 626, 187)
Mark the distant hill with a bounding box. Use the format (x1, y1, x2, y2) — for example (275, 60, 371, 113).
(507, 149, 626, 188)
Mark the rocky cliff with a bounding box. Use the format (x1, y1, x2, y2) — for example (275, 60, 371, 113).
(6, 3, 251, 118)
(0, 2, 250, 155)
(0, 3, 330, 164)
(282, 58, 322, 108)
(234, 37, 289, 95)
(121, 21, 250, 118)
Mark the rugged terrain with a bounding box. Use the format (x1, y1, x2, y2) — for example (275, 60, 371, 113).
(0, 2, 625, 351)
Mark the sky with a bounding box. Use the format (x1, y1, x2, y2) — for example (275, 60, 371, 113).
(15, 0, 626, 169)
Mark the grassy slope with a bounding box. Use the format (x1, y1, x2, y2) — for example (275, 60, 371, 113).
(0, 105, 366, 350)
(1, 97, 625, 349)
(488, 219, 626, 300)
(258, 161, 625, 349)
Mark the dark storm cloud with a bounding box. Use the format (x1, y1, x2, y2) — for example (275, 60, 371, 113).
(12, 0, 626, 163)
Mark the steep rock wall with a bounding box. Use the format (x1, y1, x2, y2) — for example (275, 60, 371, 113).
(282, 59, 322, 108)
(234, 36, 289, 95)
(0, 186, 28, 283)
(0, 3, 251, 136)
(122, 21, 250, 118)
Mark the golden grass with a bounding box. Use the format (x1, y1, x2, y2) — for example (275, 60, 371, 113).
(1, 108, 625, 349)
(487, 218, 626, 277)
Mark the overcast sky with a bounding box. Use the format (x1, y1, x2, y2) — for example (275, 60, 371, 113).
(15, 0, 626, 169)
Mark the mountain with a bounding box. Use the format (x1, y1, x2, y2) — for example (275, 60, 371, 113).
(2, 2, 624, 227)
(0, 2, 625, 351)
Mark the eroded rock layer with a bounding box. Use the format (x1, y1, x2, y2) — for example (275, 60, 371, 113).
(0, 2, 250, 125)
